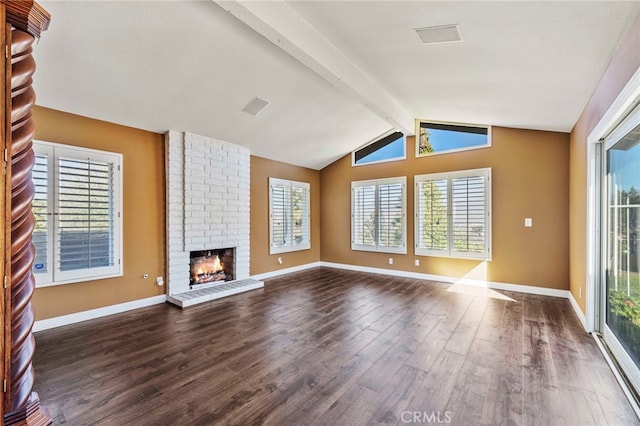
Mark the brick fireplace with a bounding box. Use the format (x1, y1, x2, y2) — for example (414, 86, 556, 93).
(164, 131, 262, 307)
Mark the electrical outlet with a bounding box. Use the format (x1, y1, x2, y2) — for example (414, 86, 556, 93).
(415, 259, 420, 267)
(156, 276, 164, 287)
(388, 258, 393, 265)
(277, 257, 283, 265)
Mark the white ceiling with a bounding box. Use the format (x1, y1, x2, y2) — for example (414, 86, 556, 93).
(33, 1, 639, 170)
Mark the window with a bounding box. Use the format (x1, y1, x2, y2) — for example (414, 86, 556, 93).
(269, 178, 310, 254)
(352, 131, 405, 166)
(416, 121, 490, 157)
(415, 168, 491, 259)
(32, 141, 123, 287)
(352, 177, 406, 253)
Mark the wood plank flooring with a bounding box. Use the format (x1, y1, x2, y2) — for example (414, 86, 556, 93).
(33, 268, 638, 425)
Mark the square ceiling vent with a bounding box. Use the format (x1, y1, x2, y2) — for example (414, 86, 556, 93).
(414, 24, 461, 44)
(241, 96, 270, 116)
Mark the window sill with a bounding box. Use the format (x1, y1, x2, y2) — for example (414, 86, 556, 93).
(414, 250, 491, 261)
(351, 245, 407, 255)
(269, 244, 311, 255)
(35, 271, 124, 288)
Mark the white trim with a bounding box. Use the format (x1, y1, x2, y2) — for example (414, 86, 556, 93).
(593, 334, 640, 419)
(586, 139, 601, 332)
(269, 177, 311, 255)
(255, 260, 571, 299)
(588, 66, 640, 143)
(414, 168, 492, 260)
(33, 295, 166, 332)
(33, 140, 124, 287)
(351, 176, 407, 254)
(318, 261, 570, 298)
(586, 65, 640, 332)
(602, 325, 640, 393)
(569, 291, 587, 330)
(251, 261, 322, 281)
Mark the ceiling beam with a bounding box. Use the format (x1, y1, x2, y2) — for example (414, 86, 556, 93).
(214, 0, 415, 136)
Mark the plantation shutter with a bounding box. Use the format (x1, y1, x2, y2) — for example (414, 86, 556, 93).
(377, 182, 404, 248)
(416, 178, 448, 252)
(415, 169, 490, 259)
(451, 174, 487, 254)
(291, 186, 309, 247)
(32, 152, 50, 276)
(270, 183, 289, 248)
(352, 177, 406, 253)
(269, 178, 310, 254)
(57, 156, 115, 272)
(352, 184, 376, 246)
(31, 142, 122, 286)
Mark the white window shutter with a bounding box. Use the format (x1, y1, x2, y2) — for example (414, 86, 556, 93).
(57, 157, 115, 271)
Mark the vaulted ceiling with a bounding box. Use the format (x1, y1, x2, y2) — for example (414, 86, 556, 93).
(33, 1, 639, 170)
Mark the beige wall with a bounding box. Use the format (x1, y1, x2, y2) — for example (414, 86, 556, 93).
(321, 128, 570, 290)
(34, 12, 640, 318)
(250, 156, 321, 275)
(32, 106, 166, 320)
(569, 11, 640, 313)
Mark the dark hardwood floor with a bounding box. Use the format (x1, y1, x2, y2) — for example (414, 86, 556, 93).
(33, 268, 638, 425)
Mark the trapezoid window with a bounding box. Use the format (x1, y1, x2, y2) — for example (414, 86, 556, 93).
(417, 121, 490, 157)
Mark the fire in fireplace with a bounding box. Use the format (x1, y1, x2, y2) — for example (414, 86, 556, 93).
(189, 248, 235, 287)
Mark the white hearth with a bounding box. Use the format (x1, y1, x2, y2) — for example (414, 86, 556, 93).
(164, 131, 263, 307)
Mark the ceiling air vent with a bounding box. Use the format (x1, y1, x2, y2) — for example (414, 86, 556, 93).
(414, 24, 461, 44)
(241, 96, 270, 116)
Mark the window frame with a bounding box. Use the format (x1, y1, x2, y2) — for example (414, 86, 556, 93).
(352, 131, 406, 167)
(415, 120, 492, 157)
(268, 177, 311, 255)
(351, 176, 407, 254)
(414, 168, 491, 260)
(32, 140, 123, 287)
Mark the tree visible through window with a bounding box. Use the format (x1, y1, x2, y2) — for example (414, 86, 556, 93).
(352, 177, 406, 253)
(415, 169, 491, 259)
(417, 121, 490, 156)
(269, 178, 310, 254)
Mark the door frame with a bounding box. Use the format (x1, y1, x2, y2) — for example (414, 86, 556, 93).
(587, 65, 640, 332)
(599, 103, 640, 393)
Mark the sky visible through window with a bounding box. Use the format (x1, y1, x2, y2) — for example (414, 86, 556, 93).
(417, 123, 489, 156)
(427, 128, 486, 152)
(609, 138, 640, 192)
(357, 134, 405, 164)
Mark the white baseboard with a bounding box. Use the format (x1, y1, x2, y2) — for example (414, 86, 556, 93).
(33, 295, 167, 332)
(318, 261, 570, 299)
(33, 262, 579, 332)
(252, 261, 322, 281)
(568, 291, 587, 330)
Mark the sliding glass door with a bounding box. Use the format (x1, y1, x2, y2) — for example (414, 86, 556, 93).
(602, 108, 640, 392)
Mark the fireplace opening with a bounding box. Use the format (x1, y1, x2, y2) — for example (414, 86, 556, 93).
(189, 248, 235, 287)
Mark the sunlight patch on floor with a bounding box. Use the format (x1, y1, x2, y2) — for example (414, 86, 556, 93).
(447, 262, 516, 301)
(447, 283, 516, 302)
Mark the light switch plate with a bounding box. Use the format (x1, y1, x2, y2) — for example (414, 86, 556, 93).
(525, 218, 533, 227)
